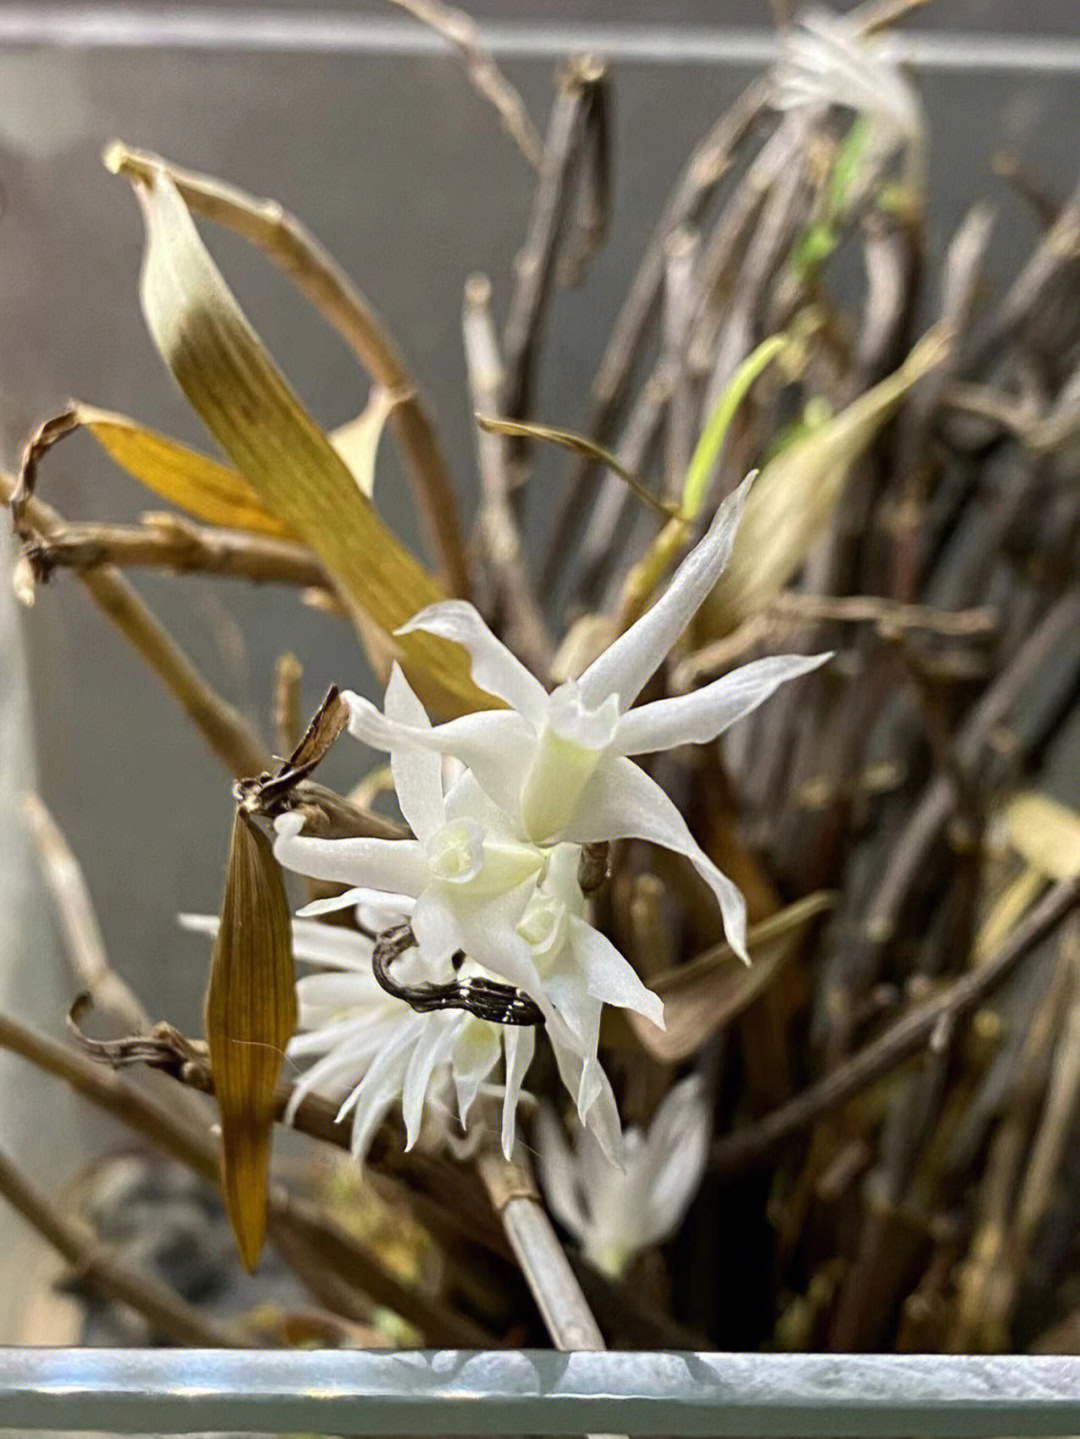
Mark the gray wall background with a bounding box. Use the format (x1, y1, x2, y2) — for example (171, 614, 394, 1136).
(0, 2, 1078, 1321)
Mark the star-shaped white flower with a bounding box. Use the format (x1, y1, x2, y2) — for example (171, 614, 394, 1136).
(271, 667, 644, 1159)
(536, 1074, 712, 1278)
(345, 476, 830, 960)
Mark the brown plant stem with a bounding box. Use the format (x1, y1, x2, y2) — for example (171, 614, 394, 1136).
(0, 1143, 250, 1347)
(462, 274, 554, 676)
(383, 0, 543, 168)
(501, 55, 608, 475)
(713, 870, 1080, 1174)
(3, 470, 270, 779)
(0, 1015, 492, 1346)
(25, 516, 330, 590)
(476, 1145, 606, 1350)
(105, 143, 468, 596)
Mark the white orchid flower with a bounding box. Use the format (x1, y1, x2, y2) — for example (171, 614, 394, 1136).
(180, 910, 535, 1160)
(274, 666, 550, 1004)
(271, 667, 648, 1160)
(772, 7, 926, 191)
(345, 476, 830, 960)
(536, 1074, 711, 1278)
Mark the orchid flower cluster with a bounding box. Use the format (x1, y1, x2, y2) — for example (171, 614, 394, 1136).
(262, 475, 828, 1166)
(772, 7, 926, 195)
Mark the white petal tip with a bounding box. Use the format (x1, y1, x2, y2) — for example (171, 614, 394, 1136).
(274, 811, 305, 839)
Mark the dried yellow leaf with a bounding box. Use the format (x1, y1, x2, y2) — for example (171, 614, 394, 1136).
(205, 809, 296, 1271)
(123, 164, 488, 716)
(703, 328, 951, 635)
(72, 403, 292, 537)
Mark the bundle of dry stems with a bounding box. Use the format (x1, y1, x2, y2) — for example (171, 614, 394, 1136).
(5, 0, 1080, 1357)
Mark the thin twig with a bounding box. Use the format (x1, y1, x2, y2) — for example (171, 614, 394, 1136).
(3, 470, 270, 779)
(24, 515, 330, 590)
(462, 274, 554, 676)
(476, 1145, 607, 1350)
(713, 870, 1080, 1173)
(383, 0, 543, 168)
(19, 792, 210, 1135)
(105, 142, 468, 596)
(0, 1014, 493, 1346)
(273, 653, 305, 757)
(0, 1142, 250, 1347)
(501, 55, 608, 475)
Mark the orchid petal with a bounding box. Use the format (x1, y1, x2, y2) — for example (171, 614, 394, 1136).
(548, 1026, 623, 1166)
(274, 814, 428, 896)
(411, 888, 463, 968)
(450, 881, 550, 1005)
(643, 1076, 711, 1240)
(339, 1017, 425, 1159)
(568, 916, 665, 1029)
(535, 1107, 588, 1240)
(501, 1025, 536, 1158)
(568, 755, 748, 961)
(577, 473, 753, 711)
(452, 1020, 502, 1126)
(615, 652, 832, 755)
(397, 600, 549, 726)
(385, 664, 445, 839)
(296, 888, 416, 921)
(293, 971, 379, 1013)
(427, 712, 535, 819)
(402, 1012, 463, 1149)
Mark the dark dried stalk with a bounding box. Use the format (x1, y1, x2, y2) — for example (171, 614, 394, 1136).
(462, 274, 554, 675)
(25, 516, 329, 591)
(713, 870, 1080, 1173)
(501, 55, 608, 478)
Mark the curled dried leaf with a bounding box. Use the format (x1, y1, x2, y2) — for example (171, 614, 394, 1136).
(205, 809, 296, 1270)
(70, 403, 292, 537)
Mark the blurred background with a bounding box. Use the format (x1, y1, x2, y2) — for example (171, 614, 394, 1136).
(1, 0, 1077, 1336)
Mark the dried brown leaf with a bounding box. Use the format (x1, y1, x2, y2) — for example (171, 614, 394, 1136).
(205, 810, 296, 1270)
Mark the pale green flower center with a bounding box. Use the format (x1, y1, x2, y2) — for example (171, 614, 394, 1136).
(516, 893, 565, 955)
(520, 685, 620, 842)
(426, 818, 545, 895)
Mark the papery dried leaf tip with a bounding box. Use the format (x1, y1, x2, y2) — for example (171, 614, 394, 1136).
(271, 478, 830, 1165)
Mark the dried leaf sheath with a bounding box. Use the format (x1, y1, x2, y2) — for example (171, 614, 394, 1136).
(126, 165, 486, 716)
(205, 810, 296, 1271)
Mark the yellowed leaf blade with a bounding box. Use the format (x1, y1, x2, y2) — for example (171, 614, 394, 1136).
(205, 810, 296, 1271)
(704, 328, 952, 635)
(973, 867, 1045, 965)
(126, 166, 487, 716)
(73, 403, 293, 537)
(629, 891, 834, 1061)
(1007, 791, 1080, 880)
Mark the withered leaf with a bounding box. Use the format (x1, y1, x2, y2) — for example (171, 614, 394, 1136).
(703, 328, 952, 635)
(205, 809, 296, 1271)
(628, 892, 834, 1062)
(123, 164, 488, 716)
